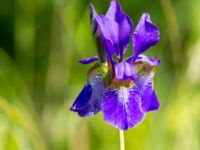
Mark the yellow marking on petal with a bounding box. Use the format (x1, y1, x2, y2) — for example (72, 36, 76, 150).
(87, 63, 100, 76)
(112, 79, 134, 88)
(87, 62, 108, 77)
(135, 64, 156, 76)
(151, 67, 156, 75)
(109, 79, 135, 105)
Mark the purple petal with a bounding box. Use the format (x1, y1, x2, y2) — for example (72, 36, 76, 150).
(148, 91, 160, 111)
(90, 3, 111, 64)
(115, 61, 136, 80)
(135, 54, 160, 66)
(136, 65, 159, 112)
(79, 56, 98, 64)
(126, 54, 160, 66)
(102, 83, 145, 130)
(106, 0, 133, 59)
(70, 83, 92, 111)
(95, 15, 118, 57)
(70, 68, 104, 117)
(133, 13, 160, 60)
(90, 1, 133, 61)
(138, 73, 154, 112)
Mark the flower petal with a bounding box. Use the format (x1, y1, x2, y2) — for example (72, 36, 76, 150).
(115, 61, 136, 80)
(136, 64, 159, 112)
(79, 56, 98, 64)
(90, 1, 133, 61)
(148, 90, 160, 111)
(70, 83, 92, 111)
(95, 15, 118, 57)
(70, 68, 104, 117)
(133, 13, 160, 60)
(102, 82, 145, 130)
(126, 54, 160, 66)
(106, 0, 133, 59)
(90, 4, 111, 64)
(135, 54, 160, 66)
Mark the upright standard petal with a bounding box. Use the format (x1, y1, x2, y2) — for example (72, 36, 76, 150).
(135, 64, 159, 112)
(90, 1, 133, 62)
(90, 4, 110, 64)
(70, 67, 104, 117)
(102, 80, 144, 130)
(106, 0, 133, 60)
(132, 13, 160, 60)
(95, 15, 118, 57)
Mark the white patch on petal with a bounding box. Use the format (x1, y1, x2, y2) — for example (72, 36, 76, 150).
(117, 86, 130, 105)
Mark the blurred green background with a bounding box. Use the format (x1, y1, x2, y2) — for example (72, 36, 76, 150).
(0, 0, 200, 150)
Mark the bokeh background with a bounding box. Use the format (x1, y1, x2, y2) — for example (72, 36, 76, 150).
(0, 0, 200, 149)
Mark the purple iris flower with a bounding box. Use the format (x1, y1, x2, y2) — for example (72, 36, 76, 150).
(70, 0, 160, 130)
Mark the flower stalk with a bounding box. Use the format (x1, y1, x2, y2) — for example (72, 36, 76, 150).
(119, 130, 125, 150)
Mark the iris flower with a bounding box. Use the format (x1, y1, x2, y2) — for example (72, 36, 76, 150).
(70, 0, 160, 130)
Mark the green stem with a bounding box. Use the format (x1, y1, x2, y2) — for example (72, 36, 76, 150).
(119, 130, 125, 150)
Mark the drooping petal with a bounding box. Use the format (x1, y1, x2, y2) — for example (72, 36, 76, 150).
(106, 0, 133, 59)
(102, 81, 145, 130)
(126, 54, 160, 66)
(79, 56, 98, 64)
(138, 73, 154, 112)
(148, 90, 160, 111)
(135, 64, 159, 112)
(132, 13, 160, 60)
(115, 61, 136, 80)
(70, 67, 104, 117)
(70, 83, 92, 111)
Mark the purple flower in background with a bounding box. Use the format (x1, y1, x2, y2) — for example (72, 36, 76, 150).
(70, 0, 160, 130)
